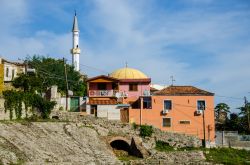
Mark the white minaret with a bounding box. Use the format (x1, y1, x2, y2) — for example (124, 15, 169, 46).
(71, 12, 80, 71)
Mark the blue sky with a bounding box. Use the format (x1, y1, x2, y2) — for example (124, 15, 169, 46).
(0, 0, 250, 111)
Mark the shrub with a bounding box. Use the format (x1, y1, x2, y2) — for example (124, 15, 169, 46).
(155, 140, 175, 151)
(140, 125, 153, 137)
(132, 122, 138, 130)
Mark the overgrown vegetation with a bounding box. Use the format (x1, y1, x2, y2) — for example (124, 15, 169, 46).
(2, 55, 87, 120)
(140, 125, 153, 137)
(205, 148, 250, 165)
(3, 90, 56, 120)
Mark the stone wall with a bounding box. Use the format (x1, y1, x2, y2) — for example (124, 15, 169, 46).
(52, 111, 202, 149)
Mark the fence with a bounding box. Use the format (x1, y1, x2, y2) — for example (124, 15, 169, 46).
(215, 131, 250, 149)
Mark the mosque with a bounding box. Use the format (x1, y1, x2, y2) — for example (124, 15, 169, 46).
(71, 13, 215, 145)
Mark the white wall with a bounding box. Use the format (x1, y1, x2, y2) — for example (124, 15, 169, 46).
(97, 105, 120, 120)
(4, 63, 25, 82)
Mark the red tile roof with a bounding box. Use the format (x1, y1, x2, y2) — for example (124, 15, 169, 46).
(88, 99, 117, 105)
(154, 86, 214, 96)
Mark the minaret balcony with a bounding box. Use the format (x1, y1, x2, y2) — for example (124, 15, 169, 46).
(71, 48, 81, 54)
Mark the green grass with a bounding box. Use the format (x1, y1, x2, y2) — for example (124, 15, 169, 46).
(205, 148, 250, 165)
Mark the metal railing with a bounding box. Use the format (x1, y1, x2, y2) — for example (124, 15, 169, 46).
(89, 90, 117, 97)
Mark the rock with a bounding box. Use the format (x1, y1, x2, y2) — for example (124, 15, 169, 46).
(0, 122, 121, 165)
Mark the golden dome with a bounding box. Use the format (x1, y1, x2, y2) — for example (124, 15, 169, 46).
(110, 67, 148, 79)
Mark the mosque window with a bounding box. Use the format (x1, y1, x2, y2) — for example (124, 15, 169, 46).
(129, 83, 138, 91)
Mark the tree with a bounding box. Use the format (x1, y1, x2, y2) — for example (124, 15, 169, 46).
(238, 103, 250, 133)
(215, 103, 230, 123)
(25, 55, 87, 96)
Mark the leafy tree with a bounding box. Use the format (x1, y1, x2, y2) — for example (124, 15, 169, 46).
(12, 73, 42, 92)
(215, 103, 230, 121)
(215, 103, 230, 131)
(238, 103, 250, 133)
(25, 55, 87, 96)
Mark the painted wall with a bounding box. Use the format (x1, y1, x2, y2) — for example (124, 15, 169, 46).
(129, 95, 215, 142)
(119, 82, 150, 98)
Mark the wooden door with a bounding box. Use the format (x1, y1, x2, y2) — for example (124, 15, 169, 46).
(120, 108, 129, 123)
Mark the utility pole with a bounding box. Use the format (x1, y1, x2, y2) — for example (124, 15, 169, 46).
(244, 96, 250, 132)
(202, 105, 206, 148)
(63, 58, 69, 111)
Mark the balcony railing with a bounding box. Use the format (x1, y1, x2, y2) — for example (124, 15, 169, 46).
(89, 90, 117, 97)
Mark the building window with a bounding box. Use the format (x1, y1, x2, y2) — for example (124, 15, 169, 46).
(143, 97, 152, 109)
(6, 68, 9, 77)
(12, 69, 15, 80)
(97, 83, 107, 90)
(197, 100, 206, 110)
(112, 83, 118, 90)
(163, 118, 171, 127)
(164, 100, 172, 110)
(129, 84, 138, 91)
(179, 120, 191, 124)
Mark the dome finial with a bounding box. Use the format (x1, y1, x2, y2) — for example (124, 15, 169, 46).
(125, 62, 128, 68)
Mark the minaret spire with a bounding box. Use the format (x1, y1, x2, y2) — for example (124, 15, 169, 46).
(71, 11, 80, 71)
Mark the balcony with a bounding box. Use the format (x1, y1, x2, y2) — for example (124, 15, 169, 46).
(89, 90, 117, 97)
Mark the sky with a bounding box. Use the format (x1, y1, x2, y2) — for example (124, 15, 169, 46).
(0, 0, 250, 111)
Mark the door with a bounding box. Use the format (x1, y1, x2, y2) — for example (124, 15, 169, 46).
(70, 97, 80, 112)
(91, 105, 97, 117)
(120, 108, 129, 123)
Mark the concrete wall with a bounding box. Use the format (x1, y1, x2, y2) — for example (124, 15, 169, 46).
(97, 105, 120, 120)
(215, 131, 250, 149)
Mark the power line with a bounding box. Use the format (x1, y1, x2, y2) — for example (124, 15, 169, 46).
(215, 94, 243, 100)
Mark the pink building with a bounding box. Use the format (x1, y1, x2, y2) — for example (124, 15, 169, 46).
(86, 67, 151, 121)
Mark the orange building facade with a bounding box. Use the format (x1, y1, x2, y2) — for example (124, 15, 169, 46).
(129, 86, 215, 142)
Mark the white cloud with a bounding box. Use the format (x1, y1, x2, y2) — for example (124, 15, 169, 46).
(0, 0, 249, 111)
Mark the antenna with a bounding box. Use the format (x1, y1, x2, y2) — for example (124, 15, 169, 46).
(75, 10, 77, 16)
(170, 75, 175, 86)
